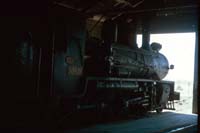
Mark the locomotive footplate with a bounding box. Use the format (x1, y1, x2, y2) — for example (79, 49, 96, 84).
(79, 77, 177, 114)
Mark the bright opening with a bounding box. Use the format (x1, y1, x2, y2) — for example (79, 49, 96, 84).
(137, 33, 196, 114)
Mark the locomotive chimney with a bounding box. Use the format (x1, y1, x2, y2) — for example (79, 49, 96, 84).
(102, 19, 116, 43)
(128, 21, 138, 49)
(117, 21, 127, 45)
(114, 23, 118, 43)
(141, 17, 151, 51)
(117, 20, 138, 49)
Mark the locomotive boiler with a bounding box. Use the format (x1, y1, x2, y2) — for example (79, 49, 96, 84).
(85, 42, 171, 80)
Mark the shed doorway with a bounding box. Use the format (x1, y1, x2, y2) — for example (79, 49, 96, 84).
(137, 33, 196, 114)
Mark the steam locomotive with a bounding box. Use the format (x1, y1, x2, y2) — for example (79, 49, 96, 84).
(13, 15, 180, 127)
(53, 18, 180, 117)
(82, 42, 175, 114)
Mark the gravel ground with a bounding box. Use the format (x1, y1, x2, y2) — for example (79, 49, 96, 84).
(173, 96, 193, 114)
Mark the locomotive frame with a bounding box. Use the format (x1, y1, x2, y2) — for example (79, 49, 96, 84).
(72, 77, 176, 113)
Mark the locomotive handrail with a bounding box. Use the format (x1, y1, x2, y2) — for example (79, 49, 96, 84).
(68, 76, 174, 99)
(86, 76, 174, 84)
(112, 44, 157, 55)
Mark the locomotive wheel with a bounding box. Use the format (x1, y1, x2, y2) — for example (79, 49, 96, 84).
(156, 108, 163, 113)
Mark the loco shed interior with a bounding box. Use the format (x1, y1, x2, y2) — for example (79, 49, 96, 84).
(1, 0, 198, 132)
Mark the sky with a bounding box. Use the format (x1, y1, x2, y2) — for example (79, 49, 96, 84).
(137, 33, 196, 82)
